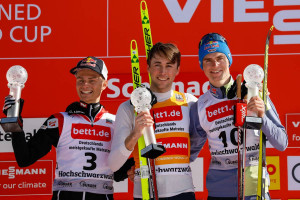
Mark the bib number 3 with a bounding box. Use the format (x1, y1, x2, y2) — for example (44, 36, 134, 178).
(83, 152, 97, 170)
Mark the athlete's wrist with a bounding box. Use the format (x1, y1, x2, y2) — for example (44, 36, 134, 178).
(125, 130, 141, 151)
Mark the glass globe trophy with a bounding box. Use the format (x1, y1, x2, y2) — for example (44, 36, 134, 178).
(1, 65, 28, 132)
(243, 64, 263, 130)
(131, 86, 165, 159)
(243, 64, 264, 107)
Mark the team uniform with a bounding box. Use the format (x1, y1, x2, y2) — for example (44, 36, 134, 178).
(11, 101, 116, 200)
(189, 79, 288, 199)
(108, 90, 197, 199)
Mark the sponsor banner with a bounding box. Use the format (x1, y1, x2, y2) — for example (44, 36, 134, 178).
(288, 156, 300, 191)
(266, 156, 280, 190)
(0, 160, 52, 196)
(0, 1, 107, 57)
(1, 1, 300, 57)
(286, 114, 300, 148)
(102, 72, 208, 101)
(0, 118, 47, 153)
(0, 1, 299, 199)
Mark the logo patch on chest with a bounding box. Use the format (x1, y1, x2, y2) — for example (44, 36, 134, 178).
(71, 124, 111, 142)
(152, 106, 183, 123)
(206, 100, 237, 122)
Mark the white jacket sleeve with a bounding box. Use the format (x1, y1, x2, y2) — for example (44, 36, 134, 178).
(108, 100, 135, 172)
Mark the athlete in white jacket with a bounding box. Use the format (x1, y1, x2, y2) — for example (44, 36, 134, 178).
(108, 42, 198, 200)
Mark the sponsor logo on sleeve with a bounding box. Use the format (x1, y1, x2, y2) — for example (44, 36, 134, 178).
(47, 118, 58, 128)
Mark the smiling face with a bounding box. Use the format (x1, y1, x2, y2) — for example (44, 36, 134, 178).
(75, 69, 107, 104)
(147, 53, 180, 93)
(202, 52, 231, 88)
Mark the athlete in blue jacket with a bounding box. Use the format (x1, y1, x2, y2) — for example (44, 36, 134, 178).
(189, 33, 288, 200)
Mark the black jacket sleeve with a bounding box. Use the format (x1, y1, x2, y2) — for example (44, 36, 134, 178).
(113, 157, 135, 182)
(11, 115, 60, 167)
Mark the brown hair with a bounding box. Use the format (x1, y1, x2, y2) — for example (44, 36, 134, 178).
(147, 42, 181, 67)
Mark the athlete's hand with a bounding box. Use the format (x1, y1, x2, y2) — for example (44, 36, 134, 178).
(247, 96, 265, 118)
(2, 95, 24, 117)
(127, 165, 135, 182)
(125, 111, 154, 151)
(113, 157, 135, 182)
(133, 111, 154, 136)
(3, 95, 15, 115)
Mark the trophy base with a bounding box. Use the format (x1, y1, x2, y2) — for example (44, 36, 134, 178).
(141, 144, 166, 159)
(0, 117, 23, 132)
(244, 116, 262, 130)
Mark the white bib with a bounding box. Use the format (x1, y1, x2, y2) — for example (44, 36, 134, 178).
(197, 92, 260, 170)
(53, 110, 115, 194)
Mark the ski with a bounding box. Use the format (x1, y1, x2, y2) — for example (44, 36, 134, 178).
(131, 40, 151, 200)
(140, 1, 160, 200)
(256, 25, 274, 200)
(235, 74, 247, 200)
(140, 0, 153, 84)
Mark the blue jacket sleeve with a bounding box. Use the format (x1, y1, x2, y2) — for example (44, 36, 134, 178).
(189, 102, 208, 162)
(261, 96, 288, 151)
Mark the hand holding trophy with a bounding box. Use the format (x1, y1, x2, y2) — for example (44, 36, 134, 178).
(1, 65, 28, 132)
(130, 85, 166, 159)
(243, 64, 263, 130)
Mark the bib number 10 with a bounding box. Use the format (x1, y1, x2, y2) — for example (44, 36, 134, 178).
(218, 128, 243, 148)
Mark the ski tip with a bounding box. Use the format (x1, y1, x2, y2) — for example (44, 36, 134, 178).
(140, 0, 147, 11)
(131, 40, 138, 50)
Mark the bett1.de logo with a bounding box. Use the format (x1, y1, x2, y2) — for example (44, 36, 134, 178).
(71, 124, 111, 142)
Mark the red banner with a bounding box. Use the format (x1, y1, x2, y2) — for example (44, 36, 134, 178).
(0, 0, 300, 199)
(0, 160, 52, 196)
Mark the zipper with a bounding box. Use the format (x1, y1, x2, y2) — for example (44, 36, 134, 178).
(89, 105, 94, 127)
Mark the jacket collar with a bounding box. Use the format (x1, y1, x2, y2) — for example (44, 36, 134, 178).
(209, 76, 234, 99)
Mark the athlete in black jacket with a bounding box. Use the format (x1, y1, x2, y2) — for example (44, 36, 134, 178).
(3, 56, 133, 200)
